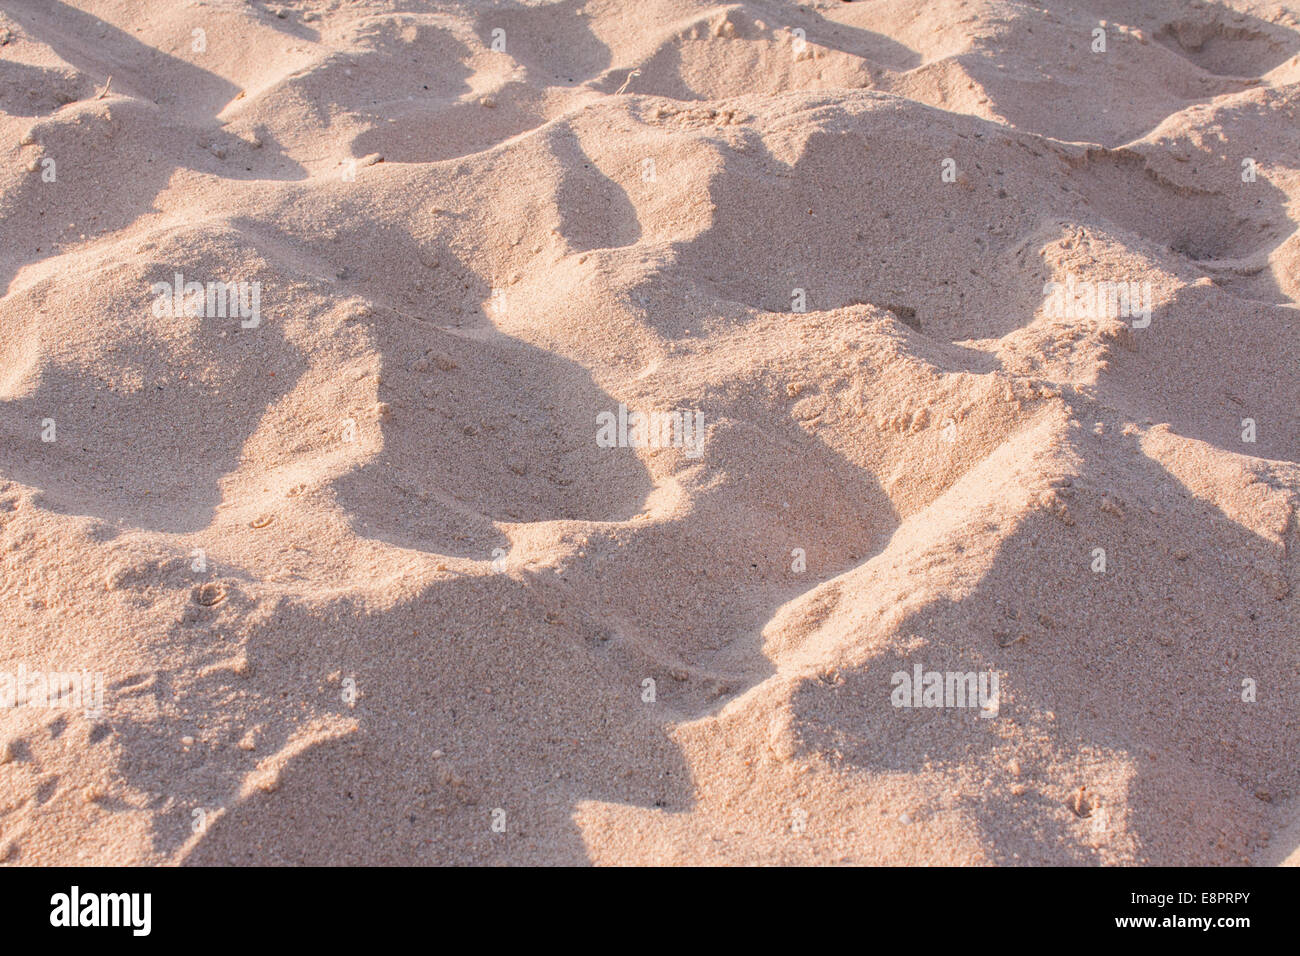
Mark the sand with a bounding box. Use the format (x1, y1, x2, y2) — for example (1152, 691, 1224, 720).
(0, 0, 1298, 866)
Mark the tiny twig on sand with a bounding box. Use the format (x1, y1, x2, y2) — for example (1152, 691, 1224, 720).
(614, 69, 640, 95)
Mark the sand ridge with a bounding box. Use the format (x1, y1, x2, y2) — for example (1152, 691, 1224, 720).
(0, 0, 1298, 865)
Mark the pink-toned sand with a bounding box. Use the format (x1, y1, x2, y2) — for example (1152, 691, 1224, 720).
(1, 0, 1299, 865)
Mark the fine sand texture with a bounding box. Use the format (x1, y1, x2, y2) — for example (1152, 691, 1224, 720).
(1, 0, 1299, 865)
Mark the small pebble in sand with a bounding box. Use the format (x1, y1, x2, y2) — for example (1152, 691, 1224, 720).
(192, 582, 227, 606)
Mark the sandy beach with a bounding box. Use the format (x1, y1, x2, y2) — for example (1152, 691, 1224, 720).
(1, 0, 1298, 865)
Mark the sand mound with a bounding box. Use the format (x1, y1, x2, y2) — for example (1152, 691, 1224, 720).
(1, 0, 1299, 865)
